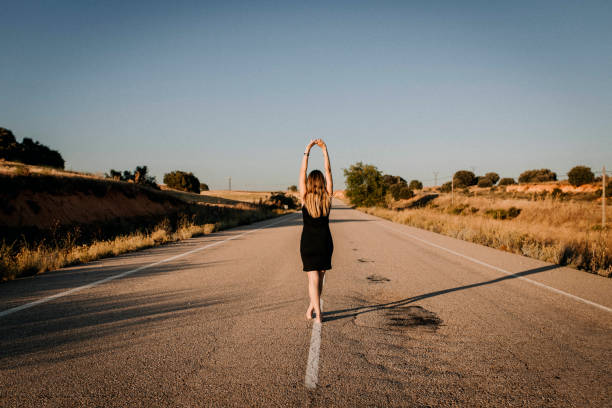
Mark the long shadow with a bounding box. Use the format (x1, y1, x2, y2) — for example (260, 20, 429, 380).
(0, 286, 238, 367)
(323, 264, 562, 322)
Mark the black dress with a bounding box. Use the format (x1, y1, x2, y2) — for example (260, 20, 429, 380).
(300, 205, 333, 271)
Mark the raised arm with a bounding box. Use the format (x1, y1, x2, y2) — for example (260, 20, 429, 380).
(299, 140, 316, 201)
(317, 139, 333, 196)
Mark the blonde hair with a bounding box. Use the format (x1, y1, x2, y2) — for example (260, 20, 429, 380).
(304, 170, 331, 218)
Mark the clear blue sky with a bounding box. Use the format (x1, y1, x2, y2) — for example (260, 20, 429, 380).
(2, 0, 611, 189)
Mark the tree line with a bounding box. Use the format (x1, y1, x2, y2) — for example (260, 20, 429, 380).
(344, 162, 607, 207)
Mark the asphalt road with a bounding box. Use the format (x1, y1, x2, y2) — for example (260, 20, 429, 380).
(1, 200, 611, 407)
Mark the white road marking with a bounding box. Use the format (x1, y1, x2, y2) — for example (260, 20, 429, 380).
(0, 213, 298, 319)
(377, 222, 612, 313)
(305, 298, 323, 389)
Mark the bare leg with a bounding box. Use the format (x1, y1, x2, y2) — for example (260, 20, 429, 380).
(307, 271, 322, 323)
(318, 270, 326, 298)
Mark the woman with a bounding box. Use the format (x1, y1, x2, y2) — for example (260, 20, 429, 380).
(299, 138, 333, 323)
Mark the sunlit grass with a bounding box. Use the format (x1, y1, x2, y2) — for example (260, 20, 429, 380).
(360, 193, 611, 277)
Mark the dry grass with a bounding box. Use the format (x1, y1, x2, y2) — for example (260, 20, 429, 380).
(360, 193, 612, 277)
(1, 208, 283, 281)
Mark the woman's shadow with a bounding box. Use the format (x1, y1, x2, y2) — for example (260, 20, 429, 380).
(323, 264, 561, 322)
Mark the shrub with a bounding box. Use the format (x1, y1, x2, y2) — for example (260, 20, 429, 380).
(477, 177, 493, 188)
(106, 165, 158, 189)
(453, 170, 477, 188)
(518, 168, 557, 183)
(200, 183, 210, 191)
(163, 170, 201, 193)
(344, 162, 387, 207)
(484, 172, 500, 185)
(399, 187, 414, 199)
(499, 177, 516, 186)
(440, 181, 452, 192)
(0, 127, 65, 168)
(288, 185, 298, 192)
(383, 174, 407, 186)
(485, 207, 521, 220)
(409, 180, 423, 190)
(268, 192, 299, 209)
(568, 166, 594, 186)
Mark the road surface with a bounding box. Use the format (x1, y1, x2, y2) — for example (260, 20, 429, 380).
(1, 200, 611, 407)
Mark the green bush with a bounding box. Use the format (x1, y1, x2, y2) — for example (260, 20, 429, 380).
(288, 185, 298, 192)
(453, 170, 477, 188)
(344, 162, 387, 206)
(163, 170, 201, 193)
(568, 166, 594, 186)
(484, 172, 500, 185)
(409, 180, 423, 190)
(200, 183, 210, 191)
(518, 168, 557, 183)
(499, 177, 516, 186)
(0, 127, 65, 169)
(477, 177, 493, 188)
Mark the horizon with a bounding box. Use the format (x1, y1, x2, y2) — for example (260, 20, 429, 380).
(2, 1, 611, 189)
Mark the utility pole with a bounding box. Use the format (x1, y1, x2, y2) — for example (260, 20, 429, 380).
(433, 171, 439, 187)
(228, 176, 232, 191)
(603, 166, 607, 229)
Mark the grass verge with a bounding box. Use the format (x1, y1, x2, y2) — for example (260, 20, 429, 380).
(1, 206, 289, 282)
(359, 194, 611, 277)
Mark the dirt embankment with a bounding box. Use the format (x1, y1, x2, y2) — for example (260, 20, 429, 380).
(0, 174, 184, 230)
(505, 181, 601, 194)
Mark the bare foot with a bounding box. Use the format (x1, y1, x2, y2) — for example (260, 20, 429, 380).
(306, 304, 314, 320)
(314, 316, 322, 324)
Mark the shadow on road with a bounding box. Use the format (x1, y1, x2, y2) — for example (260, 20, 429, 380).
(323, 264, 563, 322)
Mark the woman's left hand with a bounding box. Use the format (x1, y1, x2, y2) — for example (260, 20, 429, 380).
(315, 139, 327, 149)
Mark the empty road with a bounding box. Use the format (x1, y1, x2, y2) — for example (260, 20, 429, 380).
(1, 200, 611, 407)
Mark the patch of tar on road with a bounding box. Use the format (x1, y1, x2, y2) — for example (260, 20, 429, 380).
(366, 274, 390, 283)
(354, 305, 442, 333)
(357, 258, 374, 263)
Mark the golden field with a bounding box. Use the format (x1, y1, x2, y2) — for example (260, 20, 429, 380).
(360, 192, 611, 277)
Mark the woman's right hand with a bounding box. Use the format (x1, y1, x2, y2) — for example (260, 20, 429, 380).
(306, 139, 316, 152)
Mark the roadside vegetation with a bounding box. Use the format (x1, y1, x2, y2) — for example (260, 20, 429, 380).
(343, 162, 611, 277)
(0, 159, 298, 281)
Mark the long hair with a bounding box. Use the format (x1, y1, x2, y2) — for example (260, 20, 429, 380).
(304, 170, 331, 218)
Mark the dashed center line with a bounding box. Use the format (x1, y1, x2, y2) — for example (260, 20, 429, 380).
(305, 299, 323, 389)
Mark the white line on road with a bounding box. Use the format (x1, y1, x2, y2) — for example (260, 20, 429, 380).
(377, 222, 612, 313)
(305, 298, 323, 389)
(0, 213, 298, 319)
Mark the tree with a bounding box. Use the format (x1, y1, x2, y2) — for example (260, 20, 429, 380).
(484, 172, 500, 185)
(453, 170, 477, 188)
(440, 181, 453, 192)
(0, 127, 65, 168)
(518, 168, 557, 183)
(477, 177, 493, 188)
(344, 162, 387, 207)
(288, 185, 298, 192)
(499, 178, 516, 186)
(200, 183, 210, 191)
(106, 165, 158, 188)
(568, 166, 594, 186)
(163, 170, 200, 193)
(409, 180, 423, 190)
